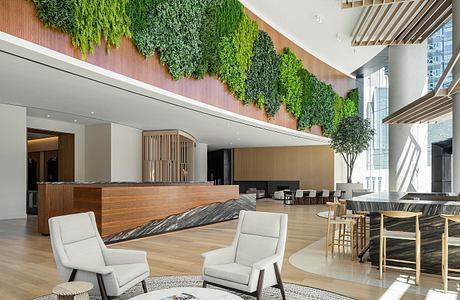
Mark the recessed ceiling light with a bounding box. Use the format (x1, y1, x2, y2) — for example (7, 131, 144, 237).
(90, 111, 95, 115)
(336, 33, 342, 42)
(314, 14, 322, 24)
(74, 119, 78, 123)
(46, 114, 51, 118)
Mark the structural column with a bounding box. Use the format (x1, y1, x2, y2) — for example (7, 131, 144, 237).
(453, 0, 460, 192)
(388, 43, 430, 192)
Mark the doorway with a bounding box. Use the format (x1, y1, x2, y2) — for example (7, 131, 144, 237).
(26, 128, 75, 215)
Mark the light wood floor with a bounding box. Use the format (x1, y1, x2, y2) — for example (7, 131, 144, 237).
(0, 200, 424, 300)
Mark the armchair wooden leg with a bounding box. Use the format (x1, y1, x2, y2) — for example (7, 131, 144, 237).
(141, 280, 148, 293)
(256, 269, 265, 300)
(96, 273, 108, 300)
(68, 269, 77, 282)
(202, 281, 207, 288)
(274, 262, 286, 300)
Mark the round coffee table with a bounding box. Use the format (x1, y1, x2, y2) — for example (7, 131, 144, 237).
(130, 287, 242, 300)
(52, 281, 93, 300)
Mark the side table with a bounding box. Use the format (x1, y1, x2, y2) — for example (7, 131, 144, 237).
(52, 281, 93, 300)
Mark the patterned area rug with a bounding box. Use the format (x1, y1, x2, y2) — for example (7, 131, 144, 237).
(34, 275, 353, 300)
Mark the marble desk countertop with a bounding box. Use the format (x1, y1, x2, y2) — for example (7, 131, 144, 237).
(347, 192, 460, 215)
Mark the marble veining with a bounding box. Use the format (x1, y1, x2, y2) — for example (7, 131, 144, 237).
(103, 194, 256, 243)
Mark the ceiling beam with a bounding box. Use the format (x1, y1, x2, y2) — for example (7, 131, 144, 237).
(358, 5, 383, 45)
(410, 0, 452, 43)
(342, 0, 419, 9)
(394, 0, 434, 43)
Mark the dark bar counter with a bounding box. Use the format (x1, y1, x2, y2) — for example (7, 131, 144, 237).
(347, 192, 460, 274)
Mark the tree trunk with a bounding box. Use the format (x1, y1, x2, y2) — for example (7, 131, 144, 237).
(347, 163, 354, 183)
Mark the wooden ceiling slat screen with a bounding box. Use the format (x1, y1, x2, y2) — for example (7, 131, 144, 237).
(343, 0, 452, 46)
(142, 130, 196, 182)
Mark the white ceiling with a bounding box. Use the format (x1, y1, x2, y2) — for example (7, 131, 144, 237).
(242, 0, 385, 75)
(0, 33, 330, 151)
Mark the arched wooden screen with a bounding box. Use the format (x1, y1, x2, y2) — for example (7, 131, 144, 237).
(143, 130, 196, 182)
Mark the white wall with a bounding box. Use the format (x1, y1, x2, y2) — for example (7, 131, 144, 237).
(388, 43, 430, 192)
(0, 104, 27, 219)
(334, 153, 347, 187)
(195, 143, 207, 182)
(85, 124, 111, 182)
(27, 116, 86, 181)
(110, 123, 142, 181)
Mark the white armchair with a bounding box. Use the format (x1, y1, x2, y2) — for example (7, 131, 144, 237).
(202, 210, 288, 300)
(48, 212, 150, 300)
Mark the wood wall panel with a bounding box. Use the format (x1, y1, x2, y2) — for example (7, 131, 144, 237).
(0, 0, 355, 133)
(234, 146, 335, 190)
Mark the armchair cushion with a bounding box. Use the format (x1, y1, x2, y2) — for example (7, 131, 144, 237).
(235, 234, 278, 267)
(66, 264, 114, 275)
(202, 247, 235, 267)
(103, 248, 147, 266)
(64, 237, 106, 267)
(112, 263, 149, 287)
(204, 263, 251, 285)
(240, 212, 281, 237)
(252, 254, 282, 270)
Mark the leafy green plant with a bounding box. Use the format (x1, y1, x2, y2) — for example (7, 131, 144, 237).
(297, 69, 313, 130)
(279, 48, 303, 118)
(215, 0, 243, 39)
(126, 0, 164, 55)
(194, 1, 221, 78)
(334, 90, 359, 132)
(151, 0, 209, 80)
(347, 88, 360, 110)
(31, 0, 359, 136)
(71, 0, 131, 59)
(330, 115, 375, 183)
(219, 14, 259, 100)
(246, 31, 280, 116)
(33, 0, 76, 33)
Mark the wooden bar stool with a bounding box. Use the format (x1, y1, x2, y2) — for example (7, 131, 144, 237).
(379, 211, 422, 285)
(338, 199, 366, 251)
(325, 202, 359, 260)
(441, 214, 460, 293)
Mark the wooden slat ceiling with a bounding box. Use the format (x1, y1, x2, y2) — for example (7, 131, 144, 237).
(343, 0, 452, 46)
(383, 43, 460, 124)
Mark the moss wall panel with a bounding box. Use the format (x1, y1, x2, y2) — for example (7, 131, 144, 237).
(0, 0, 354, 135)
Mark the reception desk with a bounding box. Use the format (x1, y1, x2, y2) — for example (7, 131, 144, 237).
(38, 182, 255, 242)
(348, 192, 460, 274)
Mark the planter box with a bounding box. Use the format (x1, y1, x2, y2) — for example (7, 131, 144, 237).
(336, 182, 364, 200)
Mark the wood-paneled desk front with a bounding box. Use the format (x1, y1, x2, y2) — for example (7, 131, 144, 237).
(38, 182, 255, 242)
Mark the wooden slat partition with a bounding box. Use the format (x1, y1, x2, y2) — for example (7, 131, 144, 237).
(143, 130, 195, 182)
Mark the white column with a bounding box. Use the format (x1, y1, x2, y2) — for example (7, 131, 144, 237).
(388, 43, 430, 192)
(452, 0, 460, 192)
(194, 143, 208, 182)
(0, 104, 27, 219)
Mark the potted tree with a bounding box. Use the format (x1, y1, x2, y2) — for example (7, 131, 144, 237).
(331, 115, 375, 198)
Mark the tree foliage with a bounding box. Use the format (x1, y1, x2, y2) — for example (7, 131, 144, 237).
(330, 115, 375, 183)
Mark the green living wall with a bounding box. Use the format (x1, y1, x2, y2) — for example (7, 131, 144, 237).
(32, 0, 358, 136)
